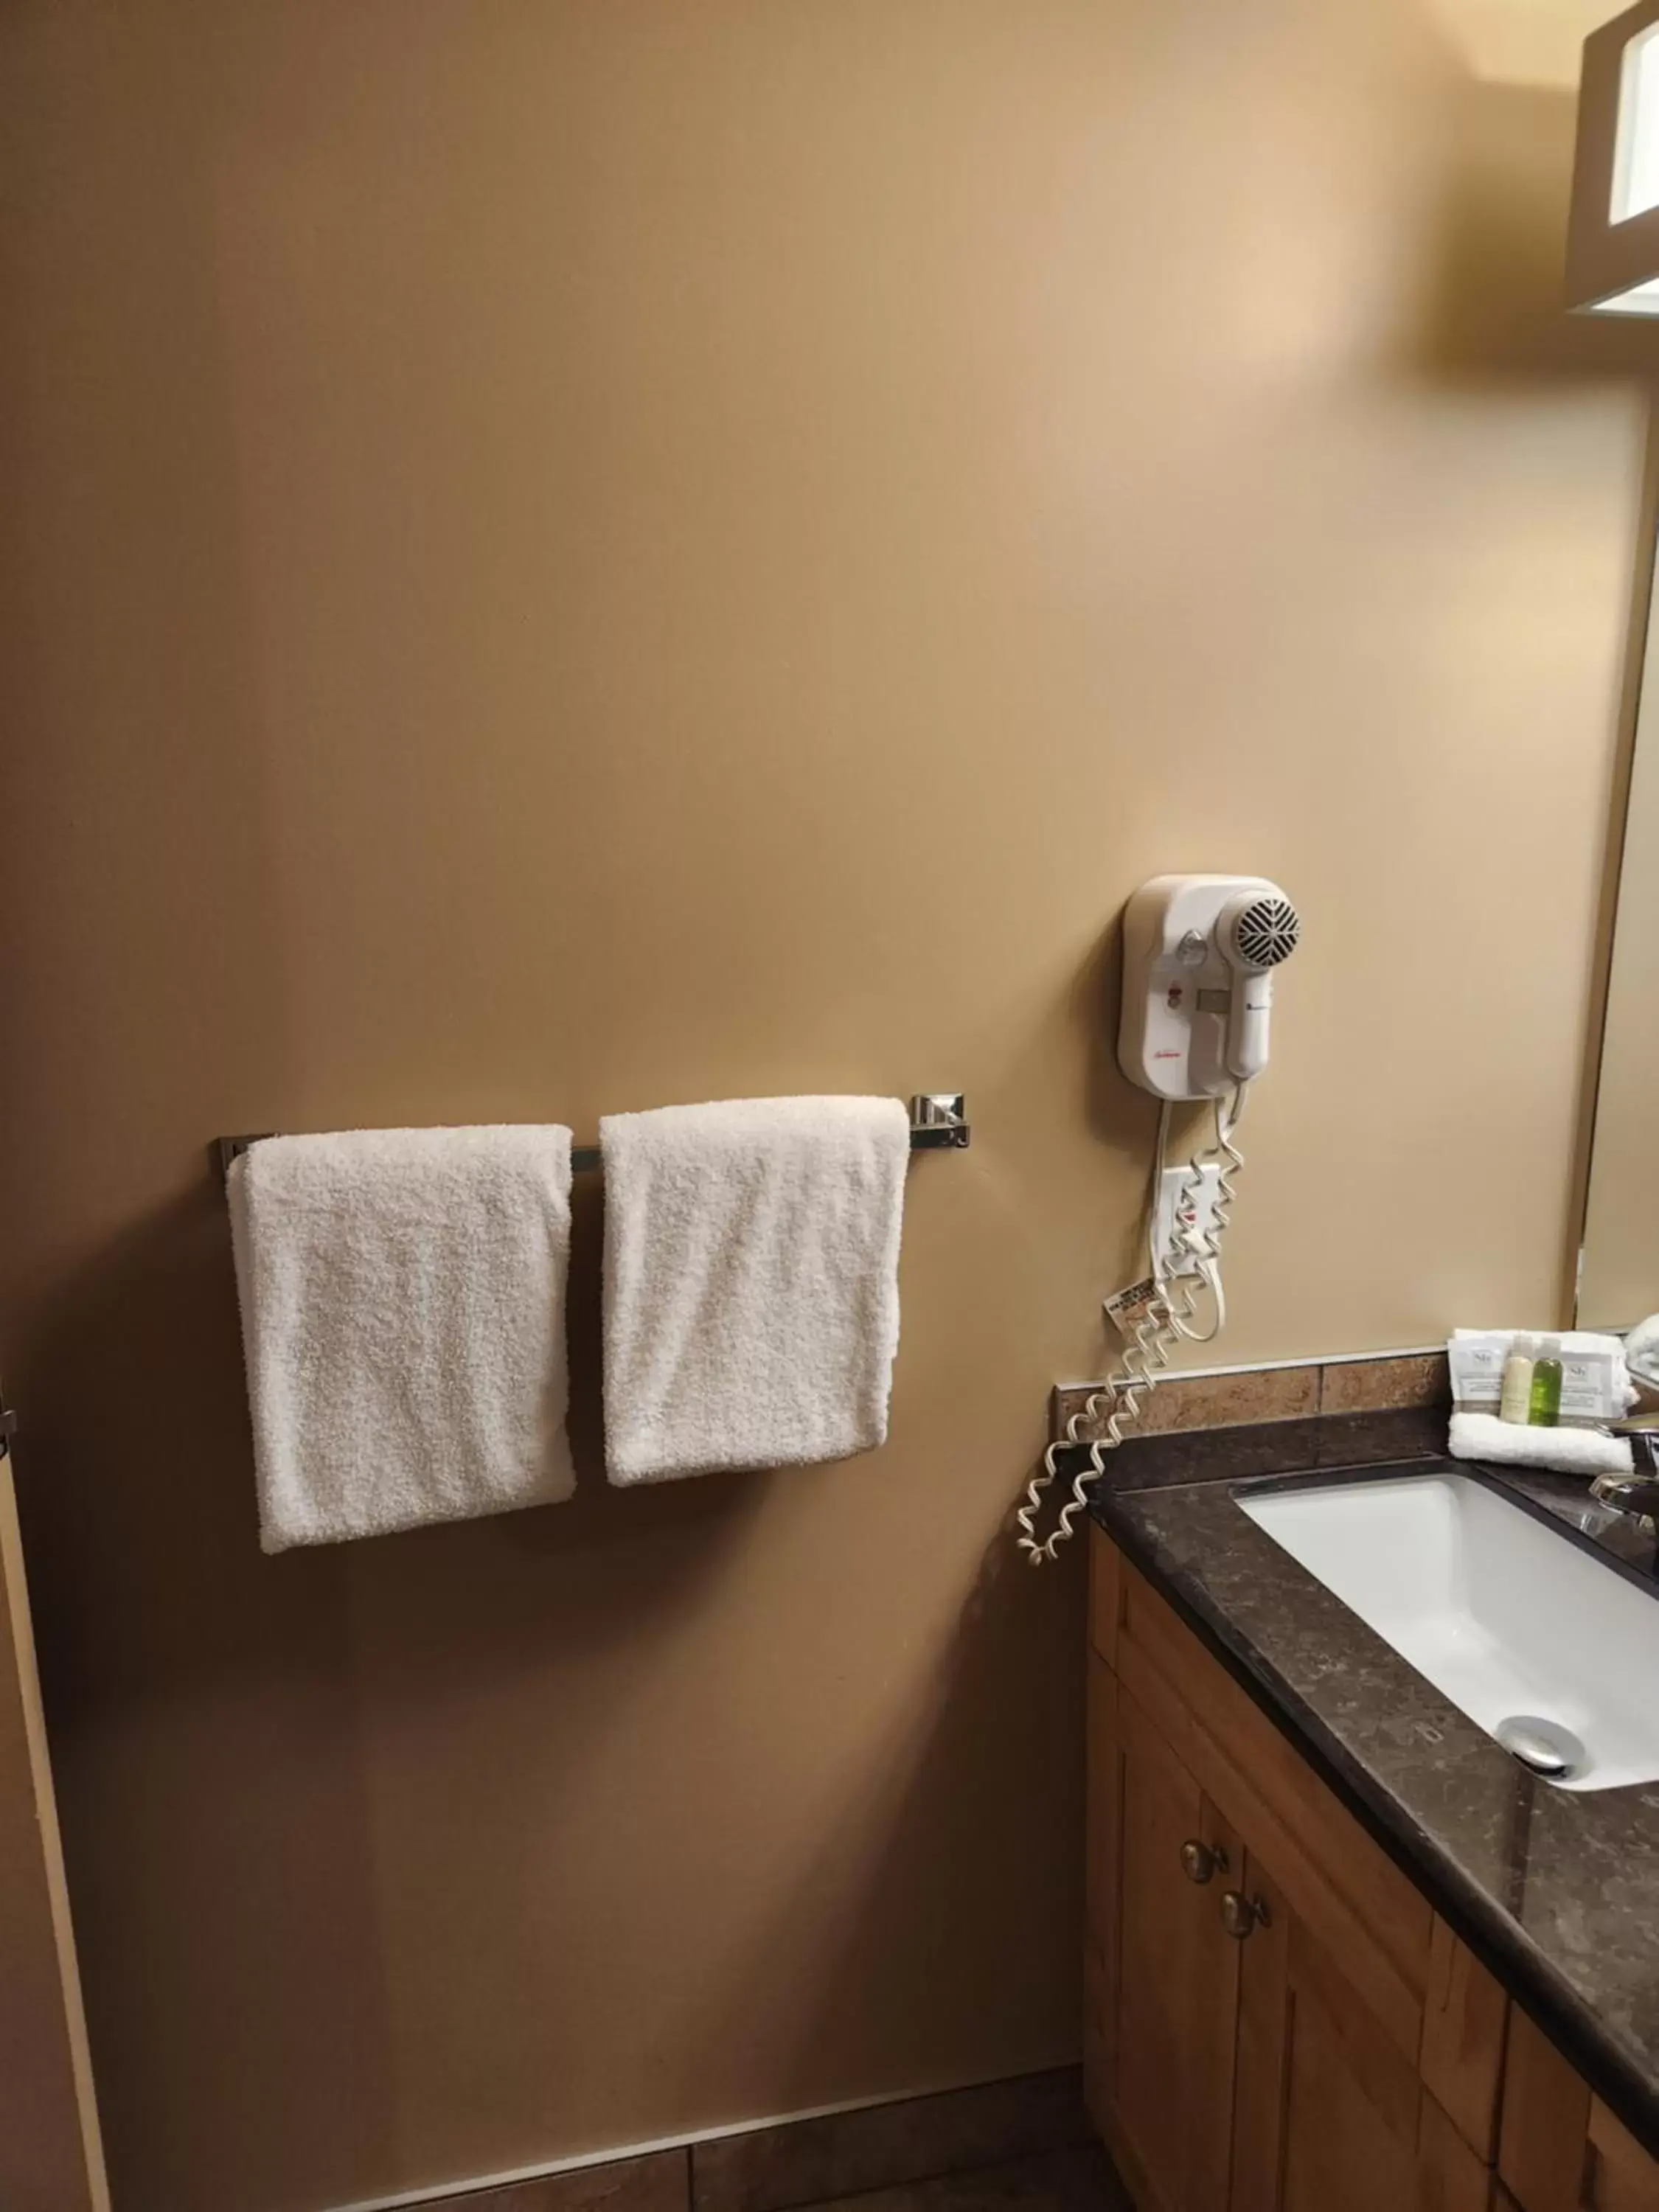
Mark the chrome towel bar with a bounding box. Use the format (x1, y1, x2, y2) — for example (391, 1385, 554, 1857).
(213, 1095, 968, 1183)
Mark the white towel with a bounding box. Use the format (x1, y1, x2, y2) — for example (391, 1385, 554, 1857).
(229, 1125, 576, 1551)
(1624, 1313, 1659, 1391)
(1448, 1411, 1632, 1478)
(601, 1095, 908, 1485)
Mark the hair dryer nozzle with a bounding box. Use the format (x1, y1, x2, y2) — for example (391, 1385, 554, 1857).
(1225, 893, 1301, 973)
(1218, 888, 1298, 1081)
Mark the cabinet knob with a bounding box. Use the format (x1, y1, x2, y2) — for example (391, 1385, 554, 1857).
(1220, 1891, 1270, 1938)
(1179, 1839, 1225, 1885)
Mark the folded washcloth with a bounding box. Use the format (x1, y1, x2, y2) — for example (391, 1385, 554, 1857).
(1624, 1314, 1659, 1391)
(1448, 1411, 1632, 1478)
(229, 1125, 576, 1551)
(601, 1095, 908, 1484)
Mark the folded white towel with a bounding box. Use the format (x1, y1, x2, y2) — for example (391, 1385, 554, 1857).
(1624, 1313, 1659, 1391)
(601, 1096, 908, 1485)
(1448, 1411, 1632, 1478)
(229, 1126, 576, 1551)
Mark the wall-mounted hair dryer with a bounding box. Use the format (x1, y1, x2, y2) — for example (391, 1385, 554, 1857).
(1119, 874, 1302, 1101)
(1018, 872, 1301, 1564)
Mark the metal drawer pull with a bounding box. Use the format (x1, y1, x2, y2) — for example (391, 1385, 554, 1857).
(1220, 1890, 1271, 1938)
(1179, 1839, 1227, 1885)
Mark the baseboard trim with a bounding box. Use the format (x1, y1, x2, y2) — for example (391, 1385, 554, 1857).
(321, 2064, 1077, 2212)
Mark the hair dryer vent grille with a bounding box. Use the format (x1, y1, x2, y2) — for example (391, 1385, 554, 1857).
(1232, 896, 1301, 970)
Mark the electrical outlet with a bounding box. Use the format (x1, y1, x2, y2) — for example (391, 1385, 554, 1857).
(1155, 1162, 1224, 1280)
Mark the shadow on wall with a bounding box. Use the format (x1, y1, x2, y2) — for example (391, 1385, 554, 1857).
(1077, 919, 1130, 1158)
(1416, 74, 1659, 383)
(9, 1192, 399, 2203)
(667, 1501, 1087, 2119)
(9, 1172, 768, 2203)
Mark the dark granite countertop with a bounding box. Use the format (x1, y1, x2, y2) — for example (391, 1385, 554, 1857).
(1089, 1450, 1659, 2155)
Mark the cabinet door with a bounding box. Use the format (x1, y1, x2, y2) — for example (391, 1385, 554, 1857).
(1084, 1653, 1118, 2139)
(1500, 2005, 1659, 2211)
(1228, 1851, 1423, 2212)
(1585, 2101, 1659, 2212)
(1500, 2003, 1590, 2211)
(1107, 1683, 1242, 2212)
(1416, 2093, 1492, 2212)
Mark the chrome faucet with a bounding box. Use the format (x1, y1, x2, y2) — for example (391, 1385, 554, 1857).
(1590, 1420, 1659, 1534)
(1589, 1473, 1659, 1529)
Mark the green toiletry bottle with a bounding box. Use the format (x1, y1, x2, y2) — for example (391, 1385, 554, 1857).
(1528, 1335, 1563, 1427)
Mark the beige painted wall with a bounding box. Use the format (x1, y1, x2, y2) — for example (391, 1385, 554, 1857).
(0, 5, 1648, 2209)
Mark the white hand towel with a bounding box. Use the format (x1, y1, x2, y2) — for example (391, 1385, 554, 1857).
(601, 1095, 908, 1485)
(1448, 1411, 1632, 1478)
(229, 1125, 576, 1552)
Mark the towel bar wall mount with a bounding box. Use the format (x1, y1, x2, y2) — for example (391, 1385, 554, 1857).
(213, 1095, 969, 1183)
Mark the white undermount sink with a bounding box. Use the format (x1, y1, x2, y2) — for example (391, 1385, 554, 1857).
(1237, 1471, 1659, 1792)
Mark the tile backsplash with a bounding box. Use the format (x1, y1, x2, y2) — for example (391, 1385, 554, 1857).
(1051, 1350, 1451, 1491)
(1053, 1350, 1448, 1441)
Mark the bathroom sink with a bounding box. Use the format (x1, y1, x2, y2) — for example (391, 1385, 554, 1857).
(1236, 1471, 1659, 1792)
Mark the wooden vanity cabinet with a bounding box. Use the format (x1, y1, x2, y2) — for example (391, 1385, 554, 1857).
(1086, 1524, 1658, 2212)
(1498, 2008, 1659, 2212)
(1096, 1681, 1242, 2212)
(1231, 1842, 1457, 2212)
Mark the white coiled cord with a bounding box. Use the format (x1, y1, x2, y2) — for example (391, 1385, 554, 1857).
(1015, 1085, 1249, 1565)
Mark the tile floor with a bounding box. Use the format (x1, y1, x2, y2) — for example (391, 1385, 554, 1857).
(689, 2068, 1093, 2210)
(459, 2072, 1131, 2211)
(799, 2143, 1130, 2208)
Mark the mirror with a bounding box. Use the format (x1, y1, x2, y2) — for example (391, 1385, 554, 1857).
(1581, 560, 1659, 1327)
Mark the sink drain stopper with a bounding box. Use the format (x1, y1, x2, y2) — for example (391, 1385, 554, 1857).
(1495, 1715, 1586, 1781)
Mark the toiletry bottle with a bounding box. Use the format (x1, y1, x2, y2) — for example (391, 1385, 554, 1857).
(1499, 1335, 1536, 1425)
(1528, 1335, 1563, 1427)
